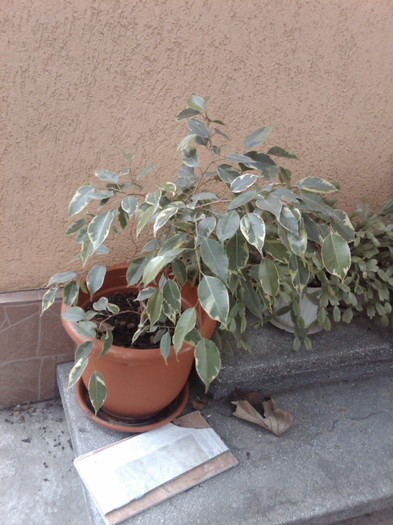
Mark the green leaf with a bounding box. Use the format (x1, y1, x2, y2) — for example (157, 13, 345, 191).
(195, 339, 221, 392)
(143, 255, 167, 285)
(187, 119, 210, 139)
(81, 236, 94, 266)
(100, 330, 113, 356)
(88, 211, 115, 251)
(86, 265, 106, 299)
(75, 341, 93, 361)
(160, 331, 171, 364)
(216, 211, 240, 242)
(136, 162, 157, 180)
(173, 307, 197, 353)
(197, 216, 216, 238)
(69, 185, 94, 217)
(48, 271, 77, 286)
(68, 355, 89, 389)
(88, 371, 107, 414)
(322, 233, 351, 280)
(41, 287, 57, 315)
(93, 297, 109, 311)
(296, 176, 337, 193)
(177, 134, 197, 152)
(153, 205, 180, 235)
(217, 164, 239, 184)
(230, 173, 258, 193)
(66, 218, 86, 235)
(73, 321, 97, 338)
(279, 205, 299, 236)
(227, 190, 258, 210)
(182, 146, 199, 167)
(226, 233, 249, 270)
(137, 205, 158, 236)
(95, 169, 119, 184)
(287, 228, 308, 257)
(258, 258, 279, 296)
(163, 280, 181, 314)
(127, 256, 151, 285)
(61, 306, 86, 322)
(63, 281, 79, 306)
(267, 146, 298, 159)
(289, 254, 310, 295)
(176, 107, 200, 120)
(171, 259, 187, 286)
(245, 126, 273, 149)
(121, 196, 138, 217)
(90, 190, 115, 200)
(187, 95, 207, 112)
(147, 289, 164, 325)
(198, 276, 229, 324)
(200, 238, 229, 282)
(263, 238, 290, 263)
(241, 284, 263, 318)
(256, 195, 282, 219)
(240, 213, 266, 254)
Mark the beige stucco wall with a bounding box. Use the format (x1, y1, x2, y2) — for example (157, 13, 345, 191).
(1, 0, 392, 293)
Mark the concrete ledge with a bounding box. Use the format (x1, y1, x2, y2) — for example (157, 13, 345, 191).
(58, 363, 393, 525)
(209, 313, 393, 399)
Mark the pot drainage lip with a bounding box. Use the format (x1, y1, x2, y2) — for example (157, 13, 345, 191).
(75, 380, 189, 433)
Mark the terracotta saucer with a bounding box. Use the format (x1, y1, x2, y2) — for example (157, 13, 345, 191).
(75, 380, 189, 433)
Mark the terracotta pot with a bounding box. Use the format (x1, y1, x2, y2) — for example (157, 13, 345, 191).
(61, 264, 216, 419)
(270, 287, 322, 335)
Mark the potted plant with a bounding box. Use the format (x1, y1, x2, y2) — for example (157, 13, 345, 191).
(313, 197, 393, 329)
(41, 95, 353, 424)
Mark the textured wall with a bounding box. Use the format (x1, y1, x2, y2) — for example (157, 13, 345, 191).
(1, 0, 392, 292)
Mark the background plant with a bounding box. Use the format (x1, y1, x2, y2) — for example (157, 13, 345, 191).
(42, 95, 354, 411)
(314, 197, 393, 329)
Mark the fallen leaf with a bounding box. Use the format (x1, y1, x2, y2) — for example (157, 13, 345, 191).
(234, 387, 267, 415)
(231, 398, 293, 437)
(191, 396, 210, 410)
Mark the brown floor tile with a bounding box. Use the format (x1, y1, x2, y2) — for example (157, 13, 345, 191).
(0, 359, 40, 407)
(38, 308, 74, 357)
(39, 354, 74, 400)
(0, 315, 39, 362)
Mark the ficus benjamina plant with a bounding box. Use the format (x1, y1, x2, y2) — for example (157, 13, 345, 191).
(42, 95, 355, 411)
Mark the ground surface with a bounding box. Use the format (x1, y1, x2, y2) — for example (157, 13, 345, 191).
(0, 396, 392, 525)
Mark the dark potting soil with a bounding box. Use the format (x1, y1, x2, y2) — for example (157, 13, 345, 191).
(93, 291, 163, 349)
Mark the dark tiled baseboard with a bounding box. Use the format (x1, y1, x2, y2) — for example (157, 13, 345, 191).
(0, 290, 74, 407)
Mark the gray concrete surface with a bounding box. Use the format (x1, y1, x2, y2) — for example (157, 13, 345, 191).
(58, 362, 393, 525)
(210, 314, 393, 399)
(0, 397, 89, 525)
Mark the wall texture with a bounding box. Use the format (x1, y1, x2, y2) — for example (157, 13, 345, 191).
(1, 0, 393, 293)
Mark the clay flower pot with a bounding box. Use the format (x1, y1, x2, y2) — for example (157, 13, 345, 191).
(61, 264, 216, 423)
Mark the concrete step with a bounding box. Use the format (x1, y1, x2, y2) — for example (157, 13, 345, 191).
(58, 359, 393, 525)
(209, 313, 393, 399)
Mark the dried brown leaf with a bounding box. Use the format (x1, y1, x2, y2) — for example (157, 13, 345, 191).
(232, 399, 293, 437)
(191, 396, 210, 410)
(234, 388, 267, 415)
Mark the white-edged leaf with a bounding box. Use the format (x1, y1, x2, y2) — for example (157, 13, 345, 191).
(195, 339, 221, 392)
(216, 211, 240, 241)
(88, 371, 107, 414)
(322, 233, 351, 280)
(153, 206, 179, 235)
(279, 205, 299, 236)
(48, 271, 77, 286)
(68, 356, 89, 388)
(93, 296, 109, 311)
(66, 218, 86, 235)
(188, 119, 209, 138)
(187, 95, 207, 112)
(143, 255, 167, 285)
(198, 276, 229, 324)
(69, 185, 94, 217)
(258, 259, 279, 296)
(41, 287, 57, 315)
(121, 196, 138, 217)
(200, 238, 229, 281)
(86, 265, 106, 299)
(160, 331, 171, 364)
(240, 213, 266, 254)
(177, 134, 197, 152)
(73, 321, 97, 338)
(173, 307, 197, 353)
(226, 233, 249, 270)
(61, 306, 86, 322)
(230, 173, 258, 193)
(296, 176, 338, 193)
(87, 211, 115, 250)
(147, 289, 164, 325)
(100, 330, 113, 357)
(267, 146, 298, 159)
(95, 169, 119, 184)
(63, 281, 79, 306)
